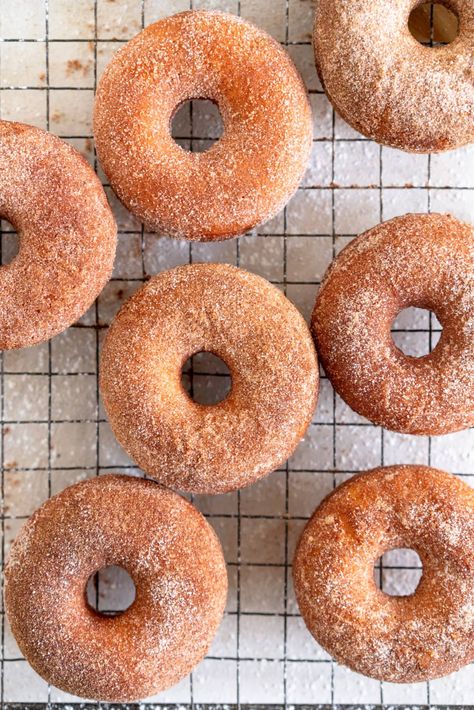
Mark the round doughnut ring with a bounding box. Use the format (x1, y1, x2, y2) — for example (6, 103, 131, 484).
(0, 121, 116, 349)
(311, 213, 474, 435)
(293, 465, 474, 683)
(4, 475, 227, 702)
(313, 0, 474, 152)
(94, 10, 313, 241)
(100, 263, 319, 494)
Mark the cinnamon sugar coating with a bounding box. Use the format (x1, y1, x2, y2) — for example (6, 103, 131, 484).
(100, 263, 319, 494)
(4, 475, 227, 702)
(94, 10, 313, 241)
(0, 121, 116, 349)
(293, 465, 474, 683)
(312, 213, 474, 435)
(313, 0, 474, 152)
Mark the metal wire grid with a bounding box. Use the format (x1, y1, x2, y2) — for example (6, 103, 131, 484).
(0, 0, 472, 707)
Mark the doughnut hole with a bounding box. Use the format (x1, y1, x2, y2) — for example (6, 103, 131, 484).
(375, 548, 423, 597)
(0, 219, 20, 265)
(182, 352, 232, 405)
(86, 565, 136, 616)
(171, 99, 224, 153)
(391, 306, 442, 358)
(409, 2, 459, 45)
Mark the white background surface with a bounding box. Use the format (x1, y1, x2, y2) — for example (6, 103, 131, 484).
(0, 0, 473, 705)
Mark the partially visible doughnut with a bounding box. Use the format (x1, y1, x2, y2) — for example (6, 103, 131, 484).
(4, 475, 227, 702)
(100, 263, 319, 494)
(313, 0, 474, 152)
(0, 121, 116, 349)
(312, 213, 474, 435)
(293, 465, 474, 682)
(94, 10, 312, 240)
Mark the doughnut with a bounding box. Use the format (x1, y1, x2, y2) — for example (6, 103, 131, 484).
(100, 263, 319, 494)
(94, 10, 312, 241)
(293, 465, 474, 682)
(4, 475, 227, 702)
(313, 0, 474, 152)
(312, 213, 474, 435)
(0, 121, 116, 349)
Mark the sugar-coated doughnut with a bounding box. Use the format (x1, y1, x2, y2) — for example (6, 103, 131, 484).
(312, 213, 474, 435)
(100, 264, 319, 494)
(313, 0, 474, 152)
(0, 121, 116, 349)
(293, 465, 474, 682)
(4, 475, 227, 702)
(94, 10, 312, 241)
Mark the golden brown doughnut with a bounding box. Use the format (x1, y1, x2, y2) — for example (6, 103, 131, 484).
(0, 121, 116, 349)
(293, 465, 474, 682)
(4, 475, 227, 702)
(94, 10, 312, 241)
(100, 263, 319, 494)
(312, 213, 474, 435)
(313, 0, 474, 152)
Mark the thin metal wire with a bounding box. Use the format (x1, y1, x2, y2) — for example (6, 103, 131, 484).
(235, 5, 242, 704)
(0, 16, 5, 705)
(425, 10, 434, 705)
(329, 50, 337, 709)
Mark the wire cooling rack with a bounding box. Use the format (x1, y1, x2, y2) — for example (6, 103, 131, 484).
(0, 0, 473, 707)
